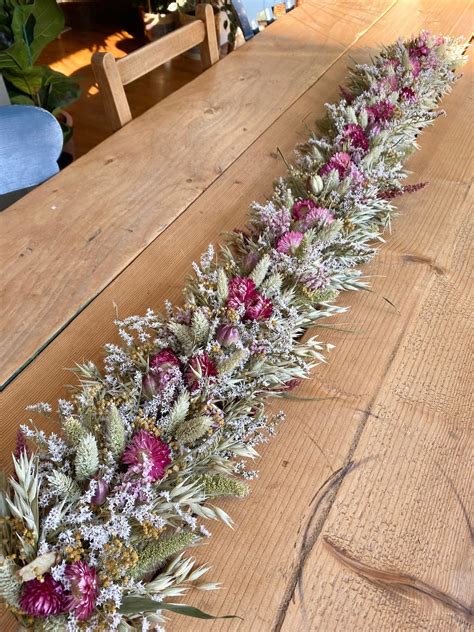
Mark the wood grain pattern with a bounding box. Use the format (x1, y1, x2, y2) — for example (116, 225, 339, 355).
(0, 0, 395, 388)
(0, 0, 471, 630)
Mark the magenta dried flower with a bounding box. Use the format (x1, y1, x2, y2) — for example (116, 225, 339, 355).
(122, 430, 171, 481)
(319, 152, 352, 179)
(400, 86, 417, 102)
(300, 207, 334, 230)
(343, 123, 369, 151)
(366, 101, 395, 125)
(291, 198, 317, 221)
(149, 349, 180, 370)
(245, 294, 273, 321)
(226, 275, 272, 321)
(186, 353, 218, 389)
(227, 276, 258, 310)
(20, 574, 66, 618)
(64, 561, 99, 621)
(143, 349, 181, 397)
(276, 231, 304, 254)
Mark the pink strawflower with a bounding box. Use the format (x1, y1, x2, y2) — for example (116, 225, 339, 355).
(20, 574, 66, 617)
(366, 101, 395, 125)
(291, 199, 317, 221)
(186, 353, 218, 389)
(343, 123, 369, 151)
(65, 561, 98, 621)
(319, 152, 352, 179)
(400, 86, 416, 102)
(143, 349, 181, 397)
(227, 276, 258, 310)
(276, 231, 304, 254)
(245, 294, 273, 321)
(225, 275, 273, 322)
(300, 207, 334, 230)
(150, 349, 180, 370)
(122, 430, 171, 481)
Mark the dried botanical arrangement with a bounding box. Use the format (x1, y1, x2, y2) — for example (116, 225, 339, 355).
(0, 32, 467, 632)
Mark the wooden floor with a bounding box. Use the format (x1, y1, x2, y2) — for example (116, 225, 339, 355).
(40, 28, 202, 157)
(1, 1, 472, 630)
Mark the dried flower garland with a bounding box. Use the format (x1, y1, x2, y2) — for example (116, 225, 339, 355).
(0, 32, 466, 632)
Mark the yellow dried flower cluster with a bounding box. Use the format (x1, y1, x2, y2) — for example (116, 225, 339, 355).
(101, 538, 139, 580)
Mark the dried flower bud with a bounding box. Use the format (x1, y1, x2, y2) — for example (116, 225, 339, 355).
(91, 479, 109, 506)
(142, 373, 159, 398)
(216, 324, 239, 347)
(309, 175, 323, 194)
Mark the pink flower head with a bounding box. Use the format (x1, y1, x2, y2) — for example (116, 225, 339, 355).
(366, 101, 395, 125)
(400, 86, 416, 102)
(276, 231, 304, 254)
(300, 207, 334, 230)
(65, 561, 98, 621)
(291, 198, 317, 221)
(245, 294, 273, 321)
(343, 123, 369, 151)
(227, 276, 257, 310)
(186, 353, 218, 389)
(319, 152, 352, 179)
(122, 430, 171, 481)
(20, 574, 66, 617)
(143, 349, 181, 397)
(150, 349, 180, 371)
(226, 275, 272, 321)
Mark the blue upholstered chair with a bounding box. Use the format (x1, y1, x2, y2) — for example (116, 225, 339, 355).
(0, 104, 64, 211)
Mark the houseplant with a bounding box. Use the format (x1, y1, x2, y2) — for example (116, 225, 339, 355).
(0, 0, 81, 150)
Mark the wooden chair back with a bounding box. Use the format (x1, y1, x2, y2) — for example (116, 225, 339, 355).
(92, 4, 219, 131)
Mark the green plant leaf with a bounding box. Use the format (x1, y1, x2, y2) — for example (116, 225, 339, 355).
(40, 67, 81, 112)
(3, 64, 46, 94)
(11, 0, 64, 64)
(119, 596, 241, 620)
(9, 92, 35, 105)
(0, 40, 30, 70)
(3, 65, 80, 112)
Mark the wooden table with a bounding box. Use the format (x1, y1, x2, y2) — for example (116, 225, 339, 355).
(0, 0, 472, 629)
